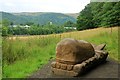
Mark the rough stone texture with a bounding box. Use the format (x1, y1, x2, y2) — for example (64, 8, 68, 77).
(92, 43, 106, 50)
(73, 64, 84, 73)
(51, 38, 108, 77)
(61, 63, 67, 70)
(67, 65, 73, 71)
(56, 38, 95, 65)
(51, 62, 56, 68)
(95, 44, 106, 50)
(56, 62, 60, 69)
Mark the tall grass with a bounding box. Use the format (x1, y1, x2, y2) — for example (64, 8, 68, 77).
(3, 36, 61, 78)
(2, 27, 118, 78)
(0, 35, 2, 79)
(86, 31, 118, 61)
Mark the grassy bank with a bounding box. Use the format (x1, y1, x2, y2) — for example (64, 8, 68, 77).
(2, 27, 118, 78)
(87, 30, 118, 61)
(0, 35, 2, 79)
(3, 36, 60, 78)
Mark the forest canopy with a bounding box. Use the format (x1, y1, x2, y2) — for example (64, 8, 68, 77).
(77, 2, 120, 30)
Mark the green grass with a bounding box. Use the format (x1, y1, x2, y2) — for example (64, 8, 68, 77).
(3, 46, 55, 77)
(2, 27, 118, 78)
(0, 37, 1, 46)
(0, 35, 2, 79)
(86, 31, 118, 61)
(3, 36, 60, 78)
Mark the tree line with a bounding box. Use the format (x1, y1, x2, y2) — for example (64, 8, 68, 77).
(77, 2, 120, 30)
(2, 20, 76, 36)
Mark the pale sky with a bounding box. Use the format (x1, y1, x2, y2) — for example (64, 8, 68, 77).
(0, 0, 90, 13)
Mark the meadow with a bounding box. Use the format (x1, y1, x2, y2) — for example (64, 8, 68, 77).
(2, 27, 118, 78)
(0, 49, 1, 79)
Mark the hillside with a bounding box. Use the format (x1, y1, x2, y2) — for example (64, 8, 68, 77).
(77, 2, 120, 30)
(1, 12, 29, 24)
(1, 12, 76, 25)
(65, 13, 79, 18)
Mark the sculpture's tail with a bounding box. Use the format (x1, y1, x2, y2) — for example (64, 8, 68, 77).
(92, 43, 106, 50)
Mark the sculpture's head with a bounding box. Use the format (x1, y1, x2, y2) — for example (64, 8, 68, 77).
(56, 38, 95, 65)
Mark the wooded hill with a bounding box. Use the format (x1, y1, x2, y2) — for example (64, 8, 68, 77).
(77, 2, 120, 30)
(1, 12, 76, 26)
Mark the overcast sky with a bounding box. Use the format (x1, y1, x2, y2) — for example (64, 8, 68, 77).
(0, 0, 90, 13)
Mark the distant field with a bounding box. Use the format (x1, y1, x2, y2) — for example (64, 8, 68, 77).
(2, 27, 118, 78)
(9, 27, 117, 40)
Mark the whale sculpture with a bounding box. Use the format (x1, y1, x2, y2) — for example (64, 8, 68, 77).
(51, 38, 108, 76)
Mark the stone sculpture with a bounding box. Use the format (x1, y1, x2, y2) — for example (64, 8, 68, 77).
(51, 38, 108, 76)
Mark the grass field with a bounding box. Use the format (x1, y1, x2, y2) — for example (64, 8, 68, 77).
(2, 27, 118, 78)
(0, 48, 1, 79)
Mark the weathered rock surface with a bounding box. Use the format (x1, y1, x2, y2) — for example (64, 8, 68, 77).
(51, 38, 108, 77)
(56, 38, 95, 65)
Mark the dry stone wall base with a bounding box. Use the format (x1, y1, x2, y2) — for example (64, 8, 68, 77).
(67, 65, 73, 71)
(51, 50, 108, 76)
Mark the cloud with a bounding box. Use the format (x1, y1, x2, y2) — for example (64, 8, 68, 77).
(0, 0, 90, 13)
(4, 3, 15, 7)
